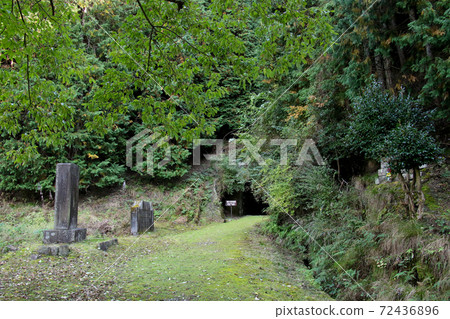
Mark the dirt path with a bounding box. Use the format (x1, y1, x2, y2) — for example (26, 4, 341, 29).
(0, 216, 331, 301)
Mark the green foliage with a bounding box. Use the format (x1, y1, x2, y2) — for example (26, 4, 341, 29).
(384, 124, 442, 173)
(257, 160, 340, 218)
(0, 109, 128, 192)
(285, 0, 450, 172)
(260, 163, 374, 299)
(293, 165, 340, 213)
(263, 166, 449, 300)
(0, 0, 89, 151)
(0, 0, 334, 193)
(259, 161, 297, 216)
(347, 81, 440, 172)
(218, 155, 247, 195)
(243, 0, 449, 301)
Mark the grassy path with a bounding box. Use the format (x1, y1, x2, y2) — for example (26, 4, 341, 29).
(0, 216, 330, 301)
(106, 216, 330, 300)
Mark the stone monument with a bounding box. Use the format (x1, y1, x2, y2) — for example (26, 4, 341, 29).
(43, 163, 86, 243)
(131, 201, 154, 235)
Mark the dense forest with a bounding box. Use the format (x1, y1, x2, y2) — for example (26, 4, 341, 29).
(1, 0, 449, 301)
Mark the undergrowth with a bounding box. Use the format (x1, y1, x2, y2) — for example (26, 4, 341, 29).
(262, 163, 449, 300)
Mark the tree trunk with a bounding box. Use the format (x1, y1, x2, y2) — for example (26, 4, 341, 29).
(409, 9, 433, 59)
(383, 56, 394, 90)
(398, 173, 416, 218)
(408, 9, 416, 23)
(238, 191, 243, 216)
(390, 18, 406, 67)
(363, 40, 372, 72)
(374, 53, 385, 87)
(425, 44, 433, 59)
(336, 157, 341, 180)
(414, 166, 425, 219)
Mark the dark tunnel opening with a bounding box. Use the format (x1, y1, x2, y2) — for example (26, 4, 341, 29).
(221, 185, 268, 217)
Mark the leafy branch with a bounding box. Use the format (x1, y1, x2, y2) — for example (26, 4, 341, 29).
(15, 0, 33, 107)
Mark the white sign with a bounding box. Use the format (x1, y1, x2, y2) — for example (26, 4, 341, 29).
(225, 200, 237, 207)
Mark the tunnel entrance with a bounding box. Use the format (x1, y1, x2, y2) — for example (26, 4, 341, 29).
(221, 185, 268, 217)
(215, 123, 236, 141)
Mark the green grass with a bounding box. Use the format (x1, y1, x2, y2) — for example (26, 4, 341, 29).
(0, 216, 330, 301)
(0, 176, 222, 249)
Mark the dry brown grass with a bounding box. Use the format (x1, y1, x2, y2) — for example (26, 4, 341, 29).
(75, 179, 222, 237)
(421, 238, 450, 278)
(379, 222, 420, 257)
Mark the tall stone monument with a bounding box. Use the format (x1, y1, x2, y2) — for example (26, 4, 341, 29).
(130, 201, 154, 235)
(43, 163, 87, 244)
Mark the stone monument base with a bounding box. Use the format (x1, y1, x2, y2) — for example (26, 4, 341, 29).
(43, 228, 86, 244)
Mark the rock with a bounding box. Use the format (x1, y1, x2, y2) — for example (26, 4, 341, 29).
(37, 246, 51, 255)
(58, 245, 70, 257)
(36, 245, 70, 257)
(30, 254, 40, 260)
(365, 159, 379, 174)
(7, 245, 18, 251)
(98, 239, 118, 252)
(50, 246, 59, 256)
(2, 245, 18, 253)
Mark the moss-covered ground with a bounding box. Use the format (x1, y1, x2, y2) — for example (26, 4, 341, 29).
(0, 216, 331, 301)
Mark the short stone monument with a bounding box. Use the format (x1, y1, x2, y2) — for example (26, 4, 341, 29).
(43, 163, 86, 244)
(37, 245, 70, 257)
(376, 160, 390, 184)
(98, 239, 118, 251)
(376, 160, 422, 184)
(130, 201, 154, 235)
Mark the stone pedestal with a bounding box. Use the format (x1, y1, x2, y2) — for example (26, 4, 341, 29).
(43, 228, 86, 244)
(131, 201, 154, 235)
(43, 163, 86, 243)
